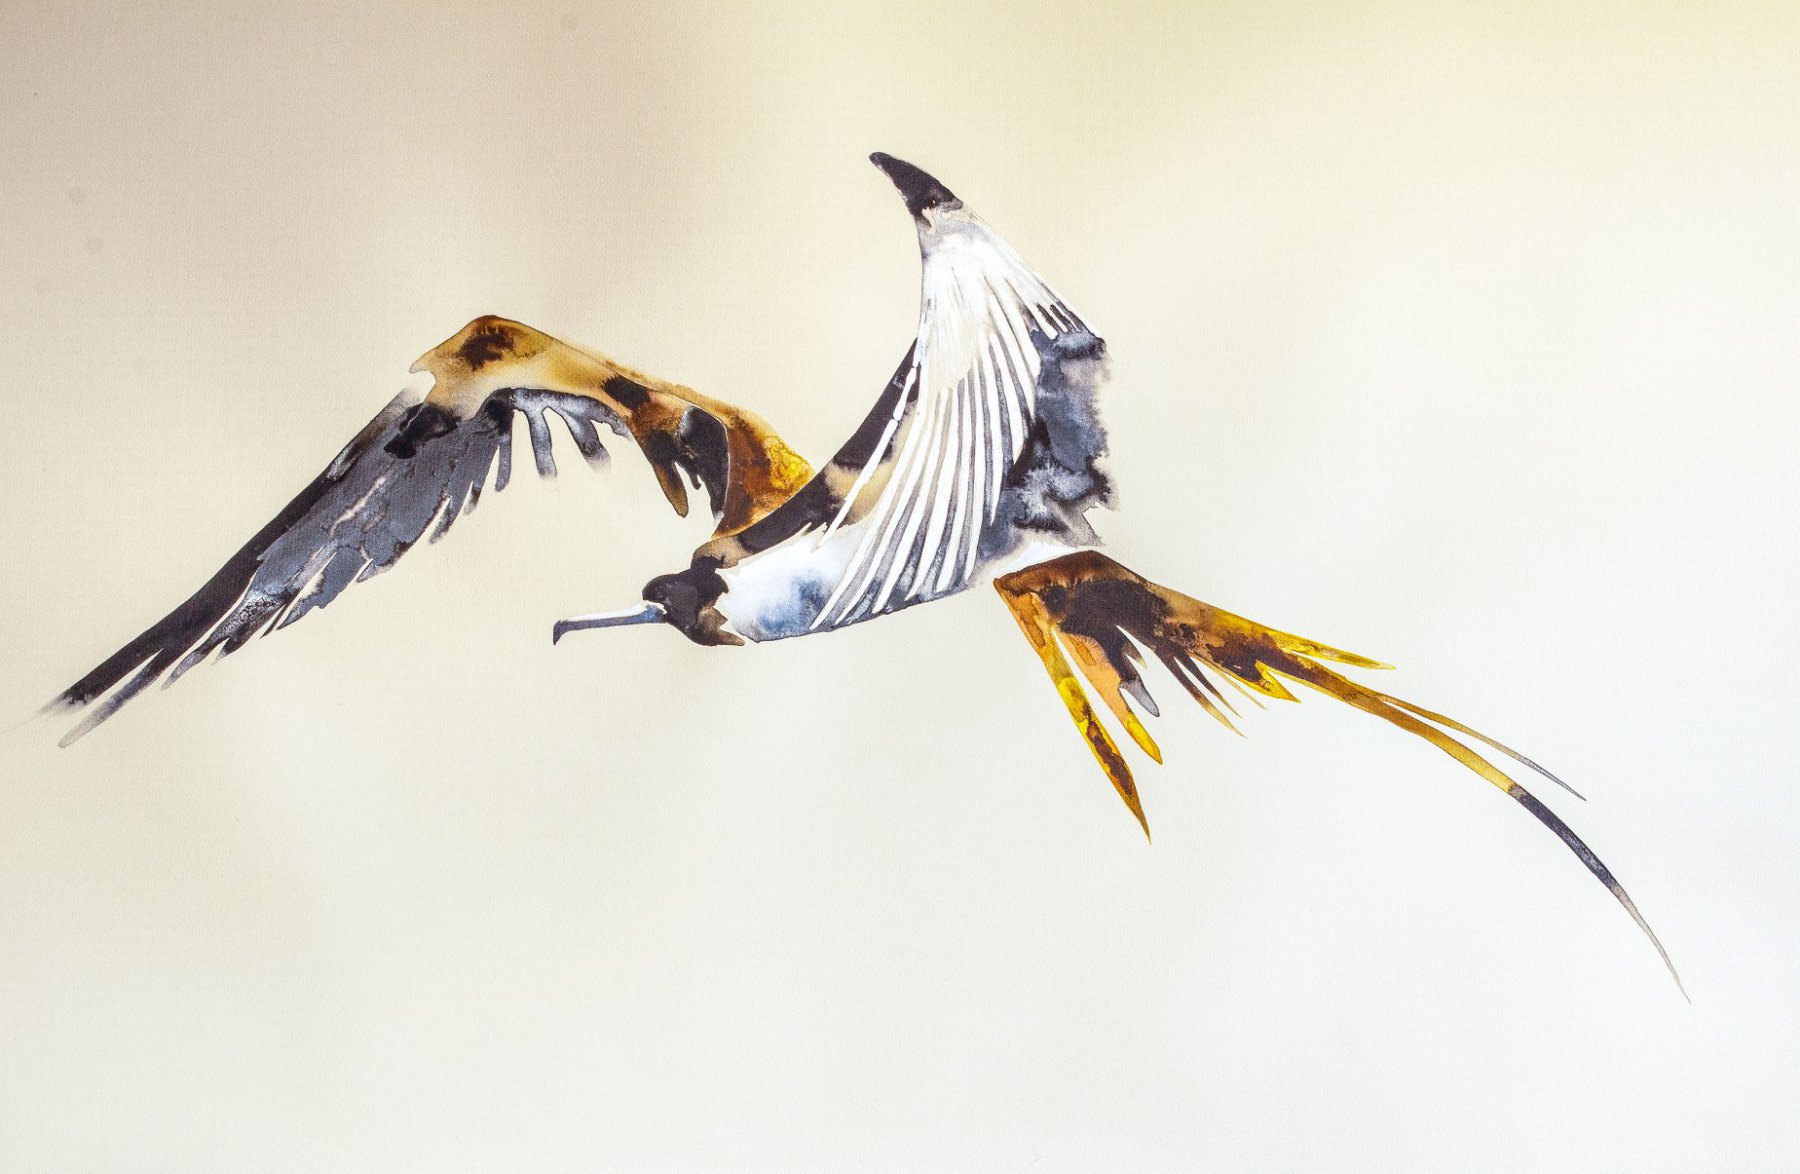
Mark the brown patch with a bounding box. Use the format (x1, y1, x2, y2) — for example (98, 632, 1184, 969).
(457, 321, 516, 370)
(410, 316, 811, 535)
(602, 374, 652, 410)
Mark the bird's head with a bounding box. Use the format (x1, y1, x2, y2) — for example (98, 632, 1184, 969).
(641, 562, 742, 647)
(552, 560, 741, 648)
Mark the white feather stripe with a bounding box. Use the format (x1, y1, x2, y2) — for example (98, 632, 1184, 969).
(934, 275, 983, 591)
(983, 290, 1033, 444)
(806, 215, 1086, 632)
(973, 345, 1001, 519)
(963, 362, 995, 579)
(912, 349, 973, 600)
(874, 363, 956, 610)
(929, 374, 974, 595)
(953, 361, 987, 581)
(929, 283, 1017, 597)
(820, 365, 916, 538)
(988, 285, 1042, 414)
(813, 332, 948, 625)
(857, 287, 1034, 616)
(976, 341, 1011, 514)
(862, 287, 984, 611)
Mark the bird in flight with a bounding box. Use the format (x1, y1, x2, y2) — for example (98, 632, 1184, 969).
(51, 152, 1682, 993)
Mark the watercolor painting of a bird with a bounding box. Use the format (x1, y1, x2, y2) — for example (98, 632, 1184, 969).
(49, 152, 1681, 992)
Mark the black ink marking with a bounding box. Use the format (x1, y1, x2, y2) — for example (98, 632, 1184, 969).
(457, 323, 513, 370)
(384, 403, 459, 458)
(870, 153, 960, 218)
(676, 408, 730, 519)
(602, 374, 651, 410)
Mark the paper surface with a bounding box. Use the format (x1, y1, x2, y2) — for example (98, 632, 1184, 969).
(2, 2, 1795, 1169)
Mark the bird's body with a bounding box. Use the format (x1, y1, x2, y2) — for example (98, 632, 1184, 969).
(50, 152, 1683, 993)
(560, 153, 1114, 647)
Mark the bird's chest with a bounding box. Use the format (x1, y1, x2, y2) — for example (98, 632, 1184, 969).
(714, 527, 1091, 644)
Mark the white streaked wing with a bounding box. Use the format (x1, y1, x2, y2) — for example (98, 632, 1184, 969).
(809, 220, 1083, 629)
(51, 388, 624, 743)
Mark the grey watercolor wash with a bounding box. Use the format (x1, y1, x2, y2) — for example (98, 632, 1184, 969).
(55, 388, 625, 744)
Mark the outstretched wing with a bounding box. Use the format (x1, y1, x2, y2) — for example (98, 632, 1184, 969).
(805, 215, 1107, 630)
(694, 204, 1113, 643)
(995, 549, 1684, 993)
(51, 317, 810, 743)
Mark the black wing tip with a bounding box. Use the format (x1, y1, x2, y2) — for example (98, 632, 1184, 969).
(41, 690, 82, 716)
(869, 152, 959, 217)
(44, 668, 151, 746)
(36, 692, 83, 747)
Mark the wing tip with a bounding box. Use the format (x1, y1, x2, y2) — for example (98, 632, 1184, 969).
(40, 691, 80, 717)
(53, 705, 103, 748)
(35, 692, 83, 748)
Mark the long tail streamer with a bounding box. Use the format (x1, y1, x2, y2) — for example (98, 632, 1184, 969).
(996, 550, 1684, 996)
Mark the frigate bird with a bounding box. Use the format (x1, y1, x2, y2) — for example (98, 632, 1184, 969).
(52, 152, 1681, 992)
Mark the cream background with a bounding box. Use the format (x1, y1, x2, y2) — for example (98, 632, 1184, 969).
(2, 2, 1797, 1170)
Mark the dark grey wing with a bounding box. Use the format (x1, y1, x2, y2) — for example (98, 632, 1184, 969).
(50, 387, 616, 744)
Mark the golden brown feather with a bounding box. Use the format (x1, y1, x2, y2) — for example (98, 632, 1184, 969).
(413, 316, 810, 535)
(995, 549, 1683, 993)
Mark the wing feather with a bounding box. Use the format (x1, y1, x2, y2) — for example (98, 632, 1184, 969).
(52, 317, 814, 741)
(804, 223, 1089, 631)
(55, 390, 531, 743)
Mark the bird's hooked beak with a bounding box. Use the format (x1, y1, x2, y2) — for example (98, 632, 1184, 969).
(870, 152, 960, 219)
(552, 601, 668, 644)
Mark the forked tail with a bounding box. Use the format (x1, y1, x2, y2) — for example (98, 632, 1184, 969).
(995, 549, 1684, 996)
